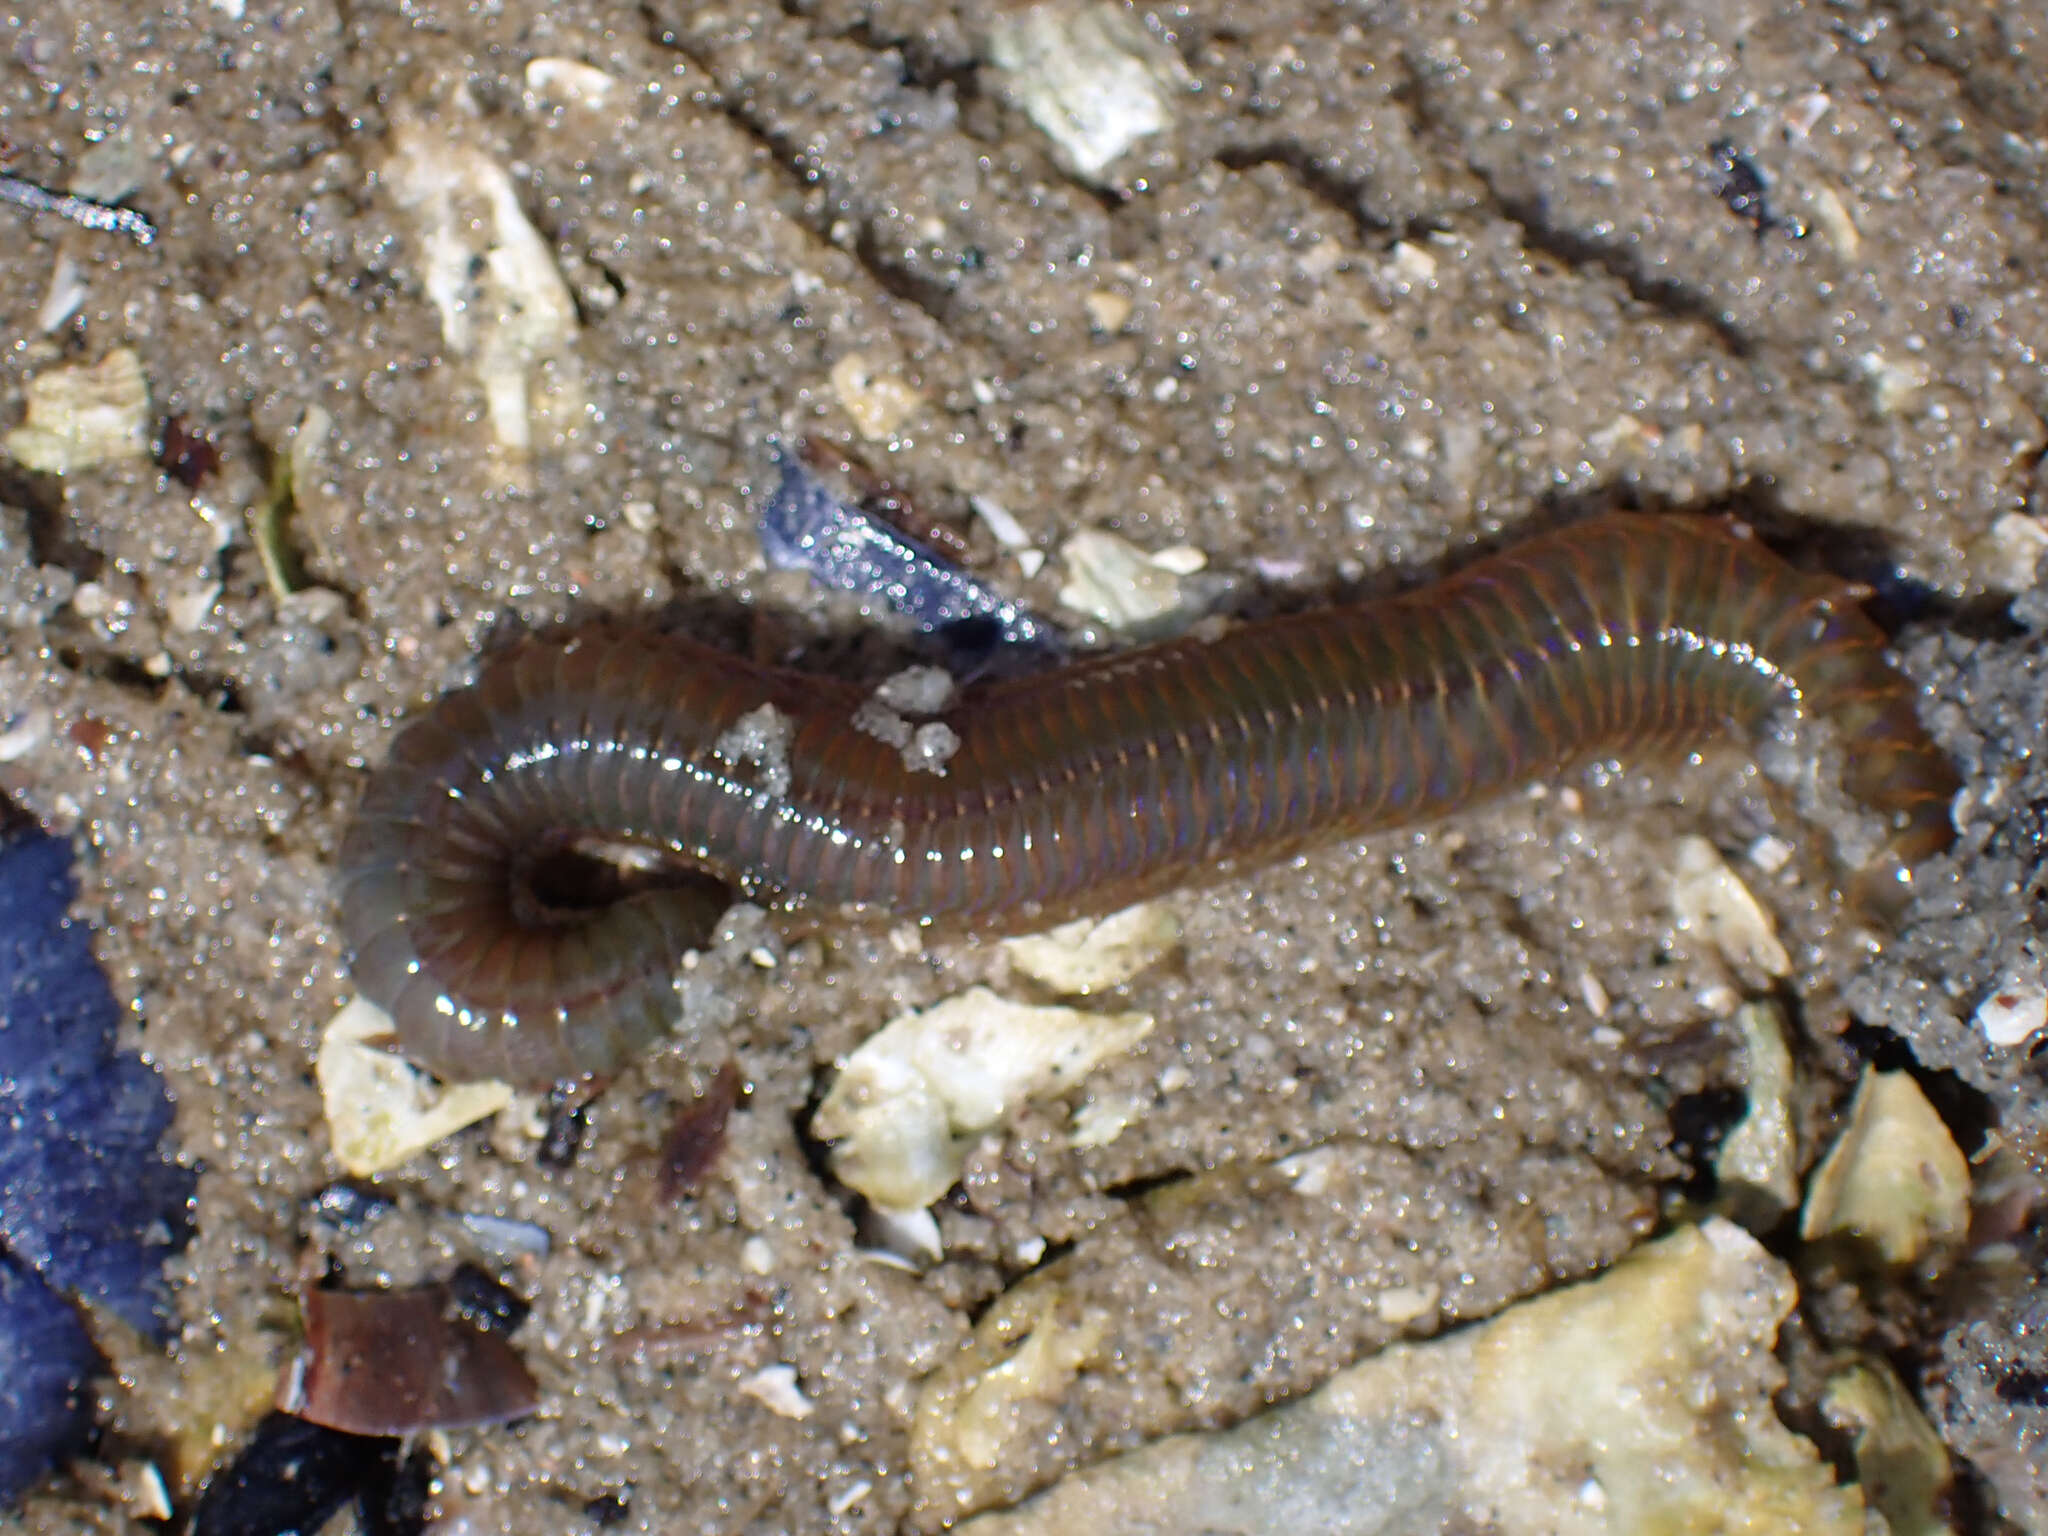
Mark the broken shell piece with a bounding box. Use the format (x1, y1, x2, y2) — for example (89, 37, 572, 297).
(1821, 1357, 1954, 1536)
(1973, 980, 2047, 1049)
(1000, 901, 1180, 995)
(829, 352, 924, 441)
(1064, 1091, 1137, 1149)
(985, 2, 1189, 188)
(926, 1297, 1109, 1474)
(1082, 290, 1133, 333)
(2, 349, 151, 474)
(0, 709, 50, 762)
(523, 57, 618, 110)
(1714, 1001, 1800, 1232)
(318, 997, 514, 1176)
(1746, 833, 1795, 875)
(941, 1220, 1862, 1534)
(970, 494, 1032, 550)
(383, 123, 582, 464)
(814, 987, 1152, 1209)
(284, 1283, 539, 1435)
(36, 252, 88, 334)
(1800, 1067, 1970, 1265)
(1057, 528, 1204, 628)
(737, 1363, 815, 1420)
(1670, 835, 1791, 979)
(1372, 1281, 1440, 1327)
(455, 1213, 553, 1265)
(862, 1203, 945, 1266)
(247, 412, 317, 601)
(163, 578, 220, 634)
(1805, 181, 1860, 257)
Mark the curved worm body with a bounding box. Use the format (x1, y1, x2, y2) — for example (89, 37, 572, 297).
(340, 514, 1957, 1087)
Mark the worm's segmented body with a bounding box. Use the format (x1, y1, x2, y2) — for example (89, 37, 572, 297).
(340, 514, 1956, 1086)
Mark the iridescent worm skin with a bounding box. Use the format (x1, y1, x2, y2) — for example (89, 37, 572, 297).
(339, 514, 1957, 1088)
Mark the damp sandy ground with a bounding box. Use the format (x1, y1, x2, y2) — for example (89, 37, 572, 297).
(1, 0, 2045, 1531)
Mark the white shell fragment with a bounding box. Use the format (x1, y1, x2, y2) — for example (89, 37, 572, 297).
(1746, 833, 1796, 876)
(2, 349, 151, 474)
(737, 1363, 816, 1420)
(1806, 181, 1861, 257)
(1082, 289, 1133, 333)
(829, 352, 925, 441)
(318, 997, 515, 1177)
(1669, 835, 1791, 979)
(1000, 901, 1181, 995)
(813, 987, 1152, 1210)
(1372, 1282, 1441, 1327)
(1800, 1067, 1971, 1265)
(163, 578, 221, 634)
(944, 1221, 1866, 1535)
(1714, 1001, 1800, 1232)
(986, 3, 1189, 188)
(0, 710, 51, 763)
(969, 494, 1032, 551)
(36, 252, 88, 334)
(863, 1203, 944, 1266)
(1063, 1092, 1138, 1149)
(383, 123, 582, 464)
(523, 57, 619, 110)
(1973, 979, 2048, 1049)
(1057, 528, 1205, 628)
(1858, 348, 1928, 416)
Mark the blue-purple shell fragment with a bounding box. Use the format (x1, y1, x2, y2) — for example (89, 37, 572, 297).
(758, 458, 1057, 651)
(0, 826, 194, 1504)
(0, 1252, 98, 1506)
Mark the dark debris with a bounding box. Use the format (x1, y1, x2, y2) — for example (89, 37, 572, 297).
(1707, 139, 1777, 237)
(191, 1412, 432, 1536)
(446, 1261, 531, 1340)
(154, 416, 221, 488)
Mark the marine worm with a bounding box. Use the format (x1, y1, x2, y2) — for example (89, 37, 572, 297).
(340, 513, 1957, 1088)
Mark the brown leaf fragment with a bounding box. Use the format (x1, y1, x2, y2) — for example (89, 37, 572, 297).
(284, 1282, 539, 1435)
(659, 1060, 741, 1199)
